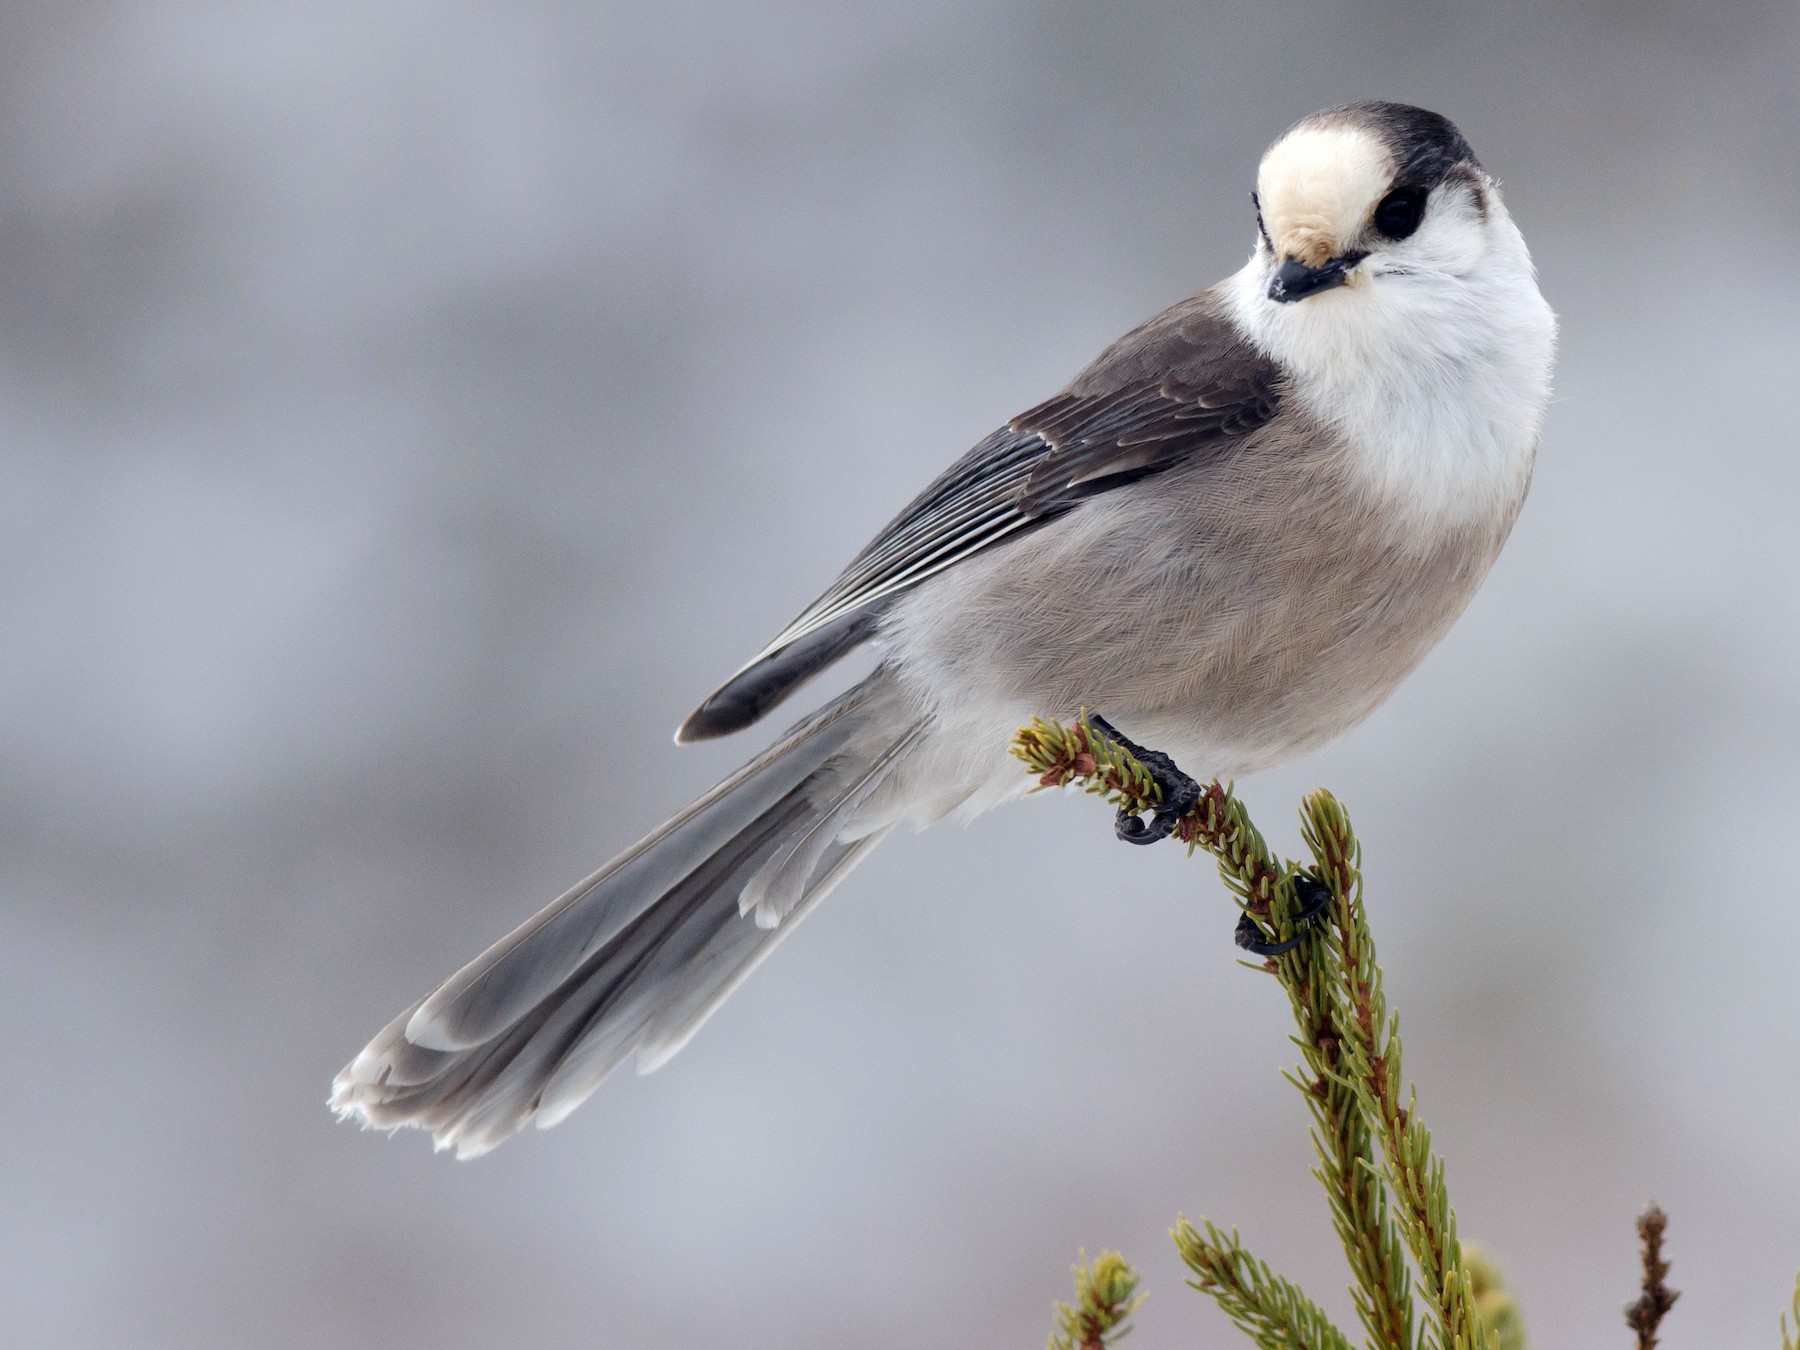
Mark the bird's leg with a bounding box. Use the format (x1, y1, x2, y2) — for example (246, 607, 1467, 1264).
(1234, 875, 1332, 958)
(1085, 714, 1203, 846)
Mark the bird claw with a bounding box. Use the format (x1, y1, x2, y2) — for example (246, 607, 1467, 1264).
(1086, 714, 1203, 847)
(1082, 714, 1330, 958)
(1234, 875, 1333, 957)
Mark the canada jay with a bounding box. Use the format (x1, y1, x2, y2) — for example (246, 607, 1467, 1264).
(332, 101, 1557, 1157)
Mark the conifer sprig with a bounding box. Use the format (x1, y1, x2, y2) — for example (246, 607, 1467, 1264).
(1046, 1251, 1145, 1350)
(1300, 792, 1482, 1350)
(1173, 1218, 1356, 1350)
(1014, 714, 1161, 810)
(1018, 714, 1797, 1350)
(1016, 715, 1487, 1350)
(1277, 837, 1415, 1350)
(1011, 714, 1296, 937)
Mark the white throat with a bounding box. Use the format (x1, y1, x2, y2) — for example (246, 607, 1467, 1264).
(1228, 197, 1557, 540)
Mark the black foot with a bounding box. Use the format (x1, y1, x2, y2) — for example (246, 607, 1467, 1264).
(1235, 875, 1333, 958)
(1086, 714, 1203, 846)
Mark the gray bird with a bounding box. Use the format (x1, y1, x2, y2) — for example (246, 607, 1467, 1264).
(332, 101, 1557, 1158)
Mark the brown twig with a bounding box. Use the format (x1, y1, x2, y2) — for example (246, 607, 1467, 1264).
(1624, 1204, 1678, 1350)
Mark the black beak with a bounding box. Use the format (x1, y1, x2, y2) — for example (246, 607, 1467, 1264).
(1268, 255, 1359, 303)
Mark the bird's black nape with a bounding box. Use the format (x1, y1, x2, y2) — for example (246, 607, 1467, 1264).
(1303, 101, 1481, 187)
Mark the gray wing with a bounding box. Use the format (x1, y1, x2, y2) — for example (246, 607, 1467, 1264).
(676, 290, 1280, 742)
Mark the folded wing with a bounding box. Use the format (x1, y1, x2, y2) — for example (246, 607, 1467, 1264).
(676, 290, 1280, 742)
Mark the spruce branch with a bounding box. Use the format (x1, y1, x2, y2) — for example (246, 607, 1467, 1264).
(1016, 719, 1411, 1347)
(1047, 1250, 1145, 1350)
(1014, 718, 1489, 1350)
(1174, 1217, 1356, 1350)
(1016, 715, 1793, 1350)
(1624, 1205, 1678, 1350)
(1273, 895, 1415, 1350)
(1285, 1038, 1417, 1350)
(1298, 793, 1487, 1350)
(1272, 799, 1414, 1350)
(1015, 714, 1161, 811)
(1012, 714, 1297, 939)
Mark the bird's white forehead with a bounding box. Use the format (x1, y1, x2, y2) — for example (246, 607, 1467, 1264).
(1257, 125, 1393, 265)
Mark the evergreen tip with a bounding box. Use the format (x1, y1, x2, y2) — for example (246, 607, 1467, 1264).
(1047, 1249, 1145, 1350)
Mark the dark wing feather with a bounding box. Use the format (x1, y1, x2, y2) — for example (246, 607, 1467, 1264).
(676, 290, 1280, 742)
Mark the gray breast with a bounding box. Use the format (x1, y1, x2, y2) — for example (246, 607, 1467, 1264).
(881, 408, 1521, 775)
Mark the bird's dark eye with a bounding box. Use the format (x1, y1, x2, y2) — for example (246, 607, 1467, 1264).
(1372, 186, 1427, 241)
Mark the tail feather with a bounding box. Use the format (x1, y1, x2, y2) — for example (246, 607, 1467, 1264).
(736, 722, 925, 928)
(628, 827, 891, 1080)
(401, 689, 867, 1054)
(331, 674, 920, 1158)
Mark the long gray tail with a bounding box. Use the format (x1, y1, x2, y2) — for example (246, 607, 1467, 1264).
(330, 674, 922, 1158)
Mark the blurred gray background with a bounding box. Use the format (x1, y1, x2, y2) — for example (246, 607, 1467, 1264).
(3, 1, 1798, 1346)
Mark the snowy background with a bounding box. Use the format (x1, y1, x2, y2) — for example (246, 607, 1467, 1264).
(3, 1, 1799, 1345)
